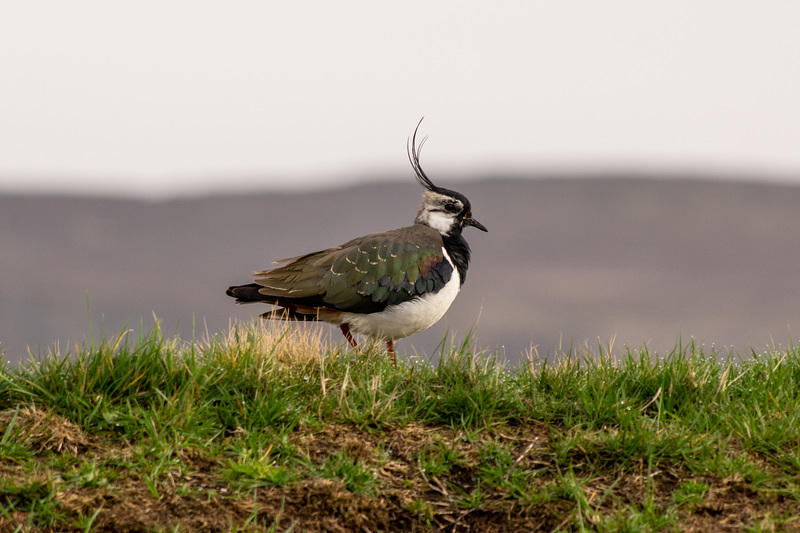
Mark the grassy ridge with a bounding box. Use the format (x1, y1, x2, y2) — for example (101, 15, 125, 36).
(1, 321, 800, 531)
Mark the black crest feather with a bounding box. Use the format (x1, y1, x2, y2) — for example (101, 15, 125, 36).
(407, 118, 438, 192)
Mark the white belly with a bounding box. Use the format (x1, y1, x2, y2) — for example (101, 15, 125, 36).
(339, 249, 461, 340)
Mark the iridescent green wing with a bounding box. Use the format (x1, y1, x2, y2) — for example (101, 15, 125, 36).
(320, 225, 454, 313)
(252, 225, 453, 314)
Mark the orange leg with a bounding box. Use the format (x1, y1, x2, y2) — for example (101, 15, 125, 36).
(340, 324, 360, 352)
(386, 339, 396, 367)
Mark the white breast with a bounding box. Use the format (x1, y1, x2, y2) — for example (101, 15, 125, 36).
(339, 247, 461, 341)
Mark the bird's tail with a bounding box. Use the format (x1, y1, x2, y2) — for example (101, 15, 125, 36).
(226, 283, 271, 304)
(227, 284, 326, 323)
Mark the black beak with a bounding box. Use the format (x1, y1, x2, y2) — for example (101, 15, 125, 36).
(464, 216, 488, 232)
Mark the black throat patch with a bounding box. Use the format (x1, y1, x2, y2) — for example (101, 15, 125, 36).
(442, 232, 471, 286)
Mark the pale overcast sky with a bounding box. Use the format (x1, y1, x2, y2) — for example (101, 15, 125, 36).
(1, 2, 799, 197)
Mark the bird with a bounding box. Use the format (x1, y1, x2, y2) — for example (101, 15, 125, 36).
(226, 120, 487, 365)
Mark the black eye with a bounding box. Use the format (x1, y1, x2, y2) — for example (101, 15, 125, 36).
(444, 203, 457, 213)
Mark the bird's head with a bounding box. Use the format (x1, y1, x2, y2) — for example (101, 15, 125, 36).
(408, 120, 488, 237)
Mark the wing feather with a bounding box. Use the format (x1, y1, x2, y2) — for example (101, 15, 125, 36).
(246, 225, 453, 314)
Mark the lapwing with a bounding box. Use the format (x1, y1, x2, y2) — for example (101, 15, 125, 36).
(226, 120, 487, 364)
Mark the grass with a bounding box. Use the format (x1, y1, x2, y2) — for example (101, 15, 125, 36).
(0, 320, 799, 531)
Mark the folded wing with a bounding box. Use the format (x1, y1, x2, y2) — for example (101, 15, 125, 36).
(230, 225, 454, 315)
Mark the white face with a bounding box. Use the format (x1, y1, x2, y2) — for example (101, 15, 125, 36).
(416, 191, 464, 235)
(425, 210, 457, 234)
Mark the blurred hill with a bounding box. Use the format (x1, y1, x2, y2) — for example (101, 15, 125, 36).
(2, 177, 800, 365)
